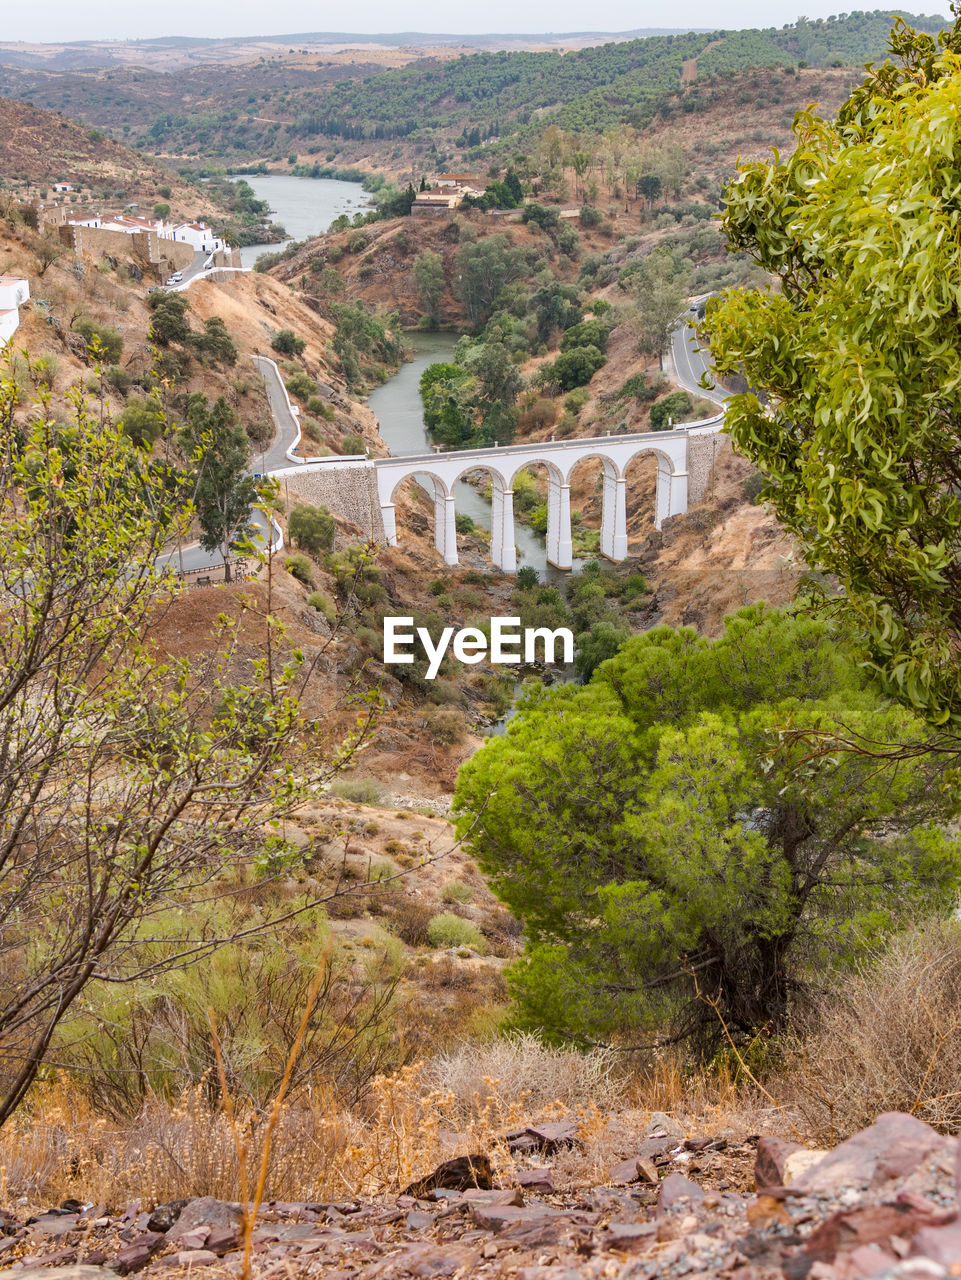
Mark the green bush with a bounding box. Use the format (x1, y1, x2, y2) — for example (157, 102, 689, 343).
(516, 565, 540, 590)
(119, 396, 165, 448)
(272, 329, 305, 356)
(74, 317, 123, 364)
(455, 513, 476, 535)
(306, 590, 336, 623)
(743, 470, 769, 503)
(427, 912, 486, 953)
(289, 503, 335, 555)
(341, 433, 366, 455)
(306, 396, 334, 419)
(285, 371, 316, 401)
(285, 553, 314, 586)
(579, 204, 602, 227)
(106, 365, 132, 395)
(649, 390, 694, 430)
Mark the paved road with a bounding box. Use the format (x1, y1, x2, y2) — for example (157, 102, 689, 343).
(669, 319, 725, 406)
(252, 355, 303, 472)
(163, 250, 209, 291)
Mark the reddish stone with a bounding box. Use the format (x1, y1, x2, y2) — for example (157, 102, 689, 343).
(793, 1113, 953, 1194)
(911, 1220, 961, 1266)
(514, 1168, 554, 1192)
(755, 1137, 805, 1189)
(109, 1231, 166, 1274)
(656, 1173, 706, 1216)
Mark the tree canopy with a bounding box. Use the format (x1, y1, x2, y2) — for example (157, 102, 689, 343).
(703, 11, 961, 729)
(453, 606, 961, 1049)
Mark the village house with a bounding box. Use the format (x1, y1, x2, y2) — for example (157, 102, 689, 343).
(0, 276, 30, 350)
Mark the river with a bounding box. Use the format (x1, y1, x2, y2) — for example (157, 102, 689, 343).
(237, 174, 373, 268)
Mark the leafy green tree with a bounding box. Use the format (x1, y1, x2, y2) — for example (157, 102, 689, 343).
(147, 293, 191, 347)
(194, 316, 238, 366)
(413, 249, 445, 328)
(544, 344, 606, 391)
(453, 235, 528, 329)
(703, 12, 961, 729)
(461, 340, 523, 413)
(180, 394, 258, 581)
(627, 247, 688, 365)
(454, 606, 961, 1047)
(637, 173, 662, 207)
(530, 280, 583, 343)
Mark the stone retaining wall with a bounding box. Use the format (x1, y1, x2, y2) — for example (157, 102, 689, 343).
(687, 430, 721, 504)
(282, 463, 385, 543)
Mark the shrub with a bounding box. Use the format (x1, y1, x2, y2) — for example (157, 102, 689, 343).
(563, 387, 590, 416)
(455, 513, 476, 535)
(422, 704, 468, 746)
(784, 921, 961, 1141)
(329, 776, 385, 805)
(74, 317, 123, 364)
(106, 365, 132, 395)
(442, 879, 475, 904)
(578, 204, 602, 227)
(515, 565, 539, 590)
(272, 329, 305, 356)
(306, 590, 336, 623)
(289, 503, 335, 555)
(743, 470, 769, 503)
(424, 1033, 617, 1119)
(386, 898, 435, 946)
(426, 912, 486, 953)
(649, 390, 694, 430)
(307, 396, 334, 419)
(341, 433, 366, 455)
(285, 371, 316, 401)
(429, 579, 448, 596)
(119, 396, 165, 448)
(285, 554, 314, 586)
(545, 345, 606, 391)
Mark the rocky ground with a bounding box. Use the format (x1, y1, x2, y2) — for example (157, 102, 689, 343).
(3, 1112, 959, 1280)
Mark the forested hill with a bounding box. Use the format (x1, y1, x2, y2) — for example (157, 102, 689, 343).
(0, 9, 947, 164)
(278, 10, 948, 144)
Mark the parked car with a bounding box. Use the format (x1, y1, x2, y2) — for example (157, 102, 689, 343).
(204, 261, 215, 271)
(170, 272, 183, 282)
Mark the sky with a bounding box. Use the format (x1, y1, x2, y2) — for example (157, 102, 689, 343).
(4, 0, 952, 44)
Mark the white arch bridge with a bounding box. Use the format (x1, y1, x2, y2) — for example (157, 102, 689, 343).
(372, 415, 724, 571)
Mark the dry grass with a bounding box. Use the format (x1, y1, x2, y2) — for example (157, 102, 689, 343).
(424, 1033, 619, 1120)
(780, 919, 961, 1144)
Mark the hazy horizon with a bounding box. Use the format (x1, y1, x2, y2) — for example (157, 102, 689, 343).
(5, 2, 952, 45)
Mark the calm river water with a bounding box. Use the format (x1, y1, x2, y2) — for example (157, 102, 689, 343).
(237, 174, 373, 268)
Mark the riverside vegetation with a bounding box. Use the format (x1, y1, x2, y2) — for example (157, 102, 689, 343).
(3, 13, 961, 1280)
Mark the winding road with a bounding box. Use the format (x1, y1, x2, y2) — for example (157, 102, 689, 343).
(669, 316, 724, 405)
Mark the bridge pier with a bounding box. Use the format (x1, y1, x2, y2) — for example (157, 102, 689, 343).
(655, 462, 689, 530)
(381, 502, 398, 547)
(600, 474, 628, 561)
(490, 479, 517, 572)
(546, 477, 573, 570)
(434, 490, 458, 565)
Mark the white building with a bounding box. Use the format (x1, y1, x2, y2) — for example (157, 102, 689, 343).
(169, 222, 223, 253)
(0, 276, 30, 350)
